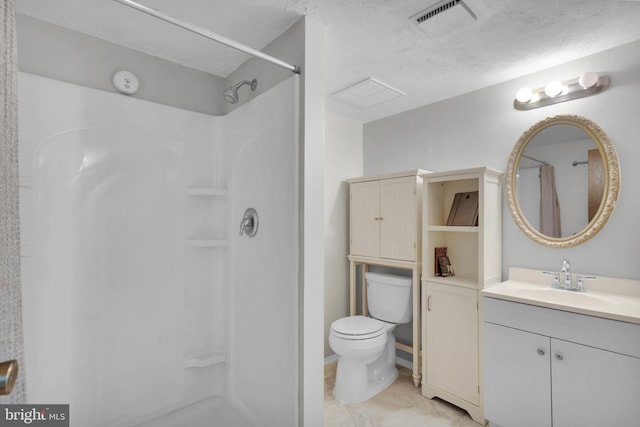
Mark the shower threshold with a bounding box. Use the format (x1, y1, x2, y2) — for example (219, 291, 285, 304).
(136, 397, 258, 427)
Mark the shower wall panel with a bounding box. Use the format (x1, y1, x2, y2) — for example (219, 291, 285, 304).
(226, 76, 300, 425)
(18, 73, 224, 426)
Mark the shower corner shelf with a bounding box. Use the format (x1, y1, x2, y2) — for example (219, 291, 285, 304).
(184, 350, 226, 368)
(186, 187, 227, 197)
(19, 175, 33, 188)
(184, 239, 227, 248)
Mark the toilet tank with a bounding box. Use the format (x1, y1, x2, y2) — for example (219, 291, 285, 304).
(365, 272, 412, 324)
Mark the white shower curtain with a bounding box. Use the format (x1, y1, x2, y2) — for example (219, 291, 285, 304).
(0, 0, 26, 404)
(539, 165, 562, 238)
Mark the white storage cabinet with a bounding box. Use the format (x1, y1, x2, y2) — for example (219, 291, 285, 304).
(421, 167, 502, 424)
(347, 170, 427, 386)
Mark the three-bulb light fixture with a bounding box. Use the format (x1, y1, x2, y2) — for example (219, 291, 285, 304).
(513, 72, 610, 111)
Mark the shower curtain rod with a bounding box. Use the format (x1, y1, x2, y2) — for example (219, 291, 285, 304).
(113, 0, 300, 74)
(522, 154, 550, 166)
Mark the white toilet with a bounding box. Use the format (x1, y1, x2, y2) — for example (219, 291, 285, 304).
(329, 272, 412, 403)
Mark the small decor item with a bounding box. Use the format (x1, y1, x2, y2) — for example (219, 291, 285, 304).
(434, 247, 447, 276)
(446, 191, 479, 226)
(438, 256, 455, 277)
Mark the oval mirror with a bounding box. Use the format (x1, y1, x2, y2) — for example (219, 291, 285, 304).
(505, 115, 620, 248)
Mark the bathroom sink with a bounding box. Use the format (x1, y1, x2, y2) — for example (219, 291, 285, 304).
(482, 268, 640, 324)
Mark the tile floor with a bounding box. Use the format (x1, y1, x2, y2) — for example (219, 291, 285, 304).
(324, 362, 484, 427)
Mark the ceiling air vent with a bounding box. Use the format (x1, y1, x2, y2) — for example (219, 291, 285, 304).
(410, 0, 477, 36)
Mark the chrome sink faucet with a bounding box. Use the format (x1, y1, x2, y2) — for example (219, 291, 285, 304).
(543, 259, 594, 292)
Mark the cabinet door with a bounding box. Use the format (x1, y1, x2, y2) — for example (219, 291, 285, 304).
(551, 339, 640, 427)
(379, 177, 417, 261)
(425, 283, 479, 404)
(350, 181, 380, 257)
(484, 323, 552, 427)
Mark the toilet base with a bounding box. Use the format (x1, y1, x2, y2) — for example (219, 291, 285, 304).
(333, 358, 398, 403)
(332, 331, 399, 403)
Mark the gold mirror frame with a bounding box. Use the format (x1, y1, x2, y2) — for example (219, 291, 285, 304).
(505, 114, 620, 248)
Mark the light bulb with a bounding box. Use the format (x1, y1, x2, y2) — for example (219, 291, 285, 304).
(545, 80, 564, 98)
(578, 72, 599, 89)
(516, 87, 532, 103)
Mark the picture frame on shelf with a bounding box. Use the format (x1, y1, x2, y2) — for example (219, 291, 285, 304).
(438, 256, 455, 277)
(446, 191, 479, 226)
(435, 247, 447, 276)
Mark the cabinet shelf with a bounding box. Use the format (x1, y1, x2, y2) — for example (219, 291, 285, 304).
(427, 225, 478, 233)
(186, 187, 227, 196)
(424, 275, 479, 289)
(184, 350, 226, 368)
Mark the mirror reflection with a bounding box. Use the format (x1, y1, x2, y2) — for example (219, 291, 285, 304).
(505, 115, 620, 248)
(517, 124, 600, 238)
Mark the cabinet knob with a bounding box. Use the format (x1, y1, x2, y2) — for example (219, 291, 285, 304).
(374, 217, 380, 221)
(427, 295, 432, 311)
(537, 348, 545, 356)
(554, 353, 564, 361)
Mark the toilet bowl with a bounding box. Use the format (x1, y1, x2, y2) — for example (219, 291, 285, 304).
(329, 315, 399, 402)
(328, 272, 412, 403)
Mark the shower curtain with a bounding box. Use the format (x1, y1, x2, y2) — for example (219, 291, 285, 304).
(0, 0, 26, 403)
(539, 165, 561, 238)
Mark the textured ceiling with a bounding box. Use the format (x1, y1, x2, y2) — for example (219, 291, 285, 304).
(15, 0, 640, 122)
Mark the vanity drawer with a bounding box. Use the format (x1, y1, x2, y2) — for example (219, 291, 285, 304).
(484, 297, 640, 358)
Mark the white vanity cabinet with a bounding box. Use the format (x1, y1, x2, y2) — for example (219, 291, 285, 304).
(420, 167, 502, 424)
(484, 296, 640, 427)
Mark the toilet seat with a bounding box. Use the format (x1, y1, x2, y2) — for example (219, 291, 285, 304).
(330, 316, 385, 340)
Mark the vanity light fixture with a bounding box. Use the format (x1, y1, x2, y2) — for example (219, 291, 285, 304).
(513, 72, 610, 111)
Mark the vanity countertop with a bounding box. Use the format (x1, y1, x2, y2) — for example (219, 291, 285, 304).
(482, 268, 640, 324)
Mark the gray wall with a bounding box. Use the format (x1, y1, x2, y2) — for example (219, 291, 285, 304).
(364, 39, 640, 282)
(16, 14, 225, 115)
(324, 111, 363, 358)
(224, 20, 303, 114)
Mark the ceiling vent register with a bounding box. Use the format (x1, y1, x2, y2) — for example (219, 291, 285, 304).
(414, 0, 476, 24)
(410, 0, 478, 36)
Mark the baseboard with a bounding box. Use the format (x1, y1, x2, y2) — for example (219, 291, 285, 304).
(324, 353, 413, 371)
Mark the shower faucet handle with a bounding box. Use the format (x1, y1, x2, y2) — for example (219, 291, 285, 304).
(239, 208, 259, 237)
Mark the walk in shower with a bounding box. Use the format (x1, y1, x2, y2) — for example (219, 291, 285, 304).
(16, 6, 302, 423)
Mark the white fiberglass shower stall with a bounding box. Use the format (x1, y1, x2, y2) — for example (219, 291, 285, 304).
(17, 69, 300, 426)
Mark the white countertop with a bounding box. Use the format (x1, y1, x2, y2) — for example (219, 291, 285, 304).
(481, 268, 640, 324)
